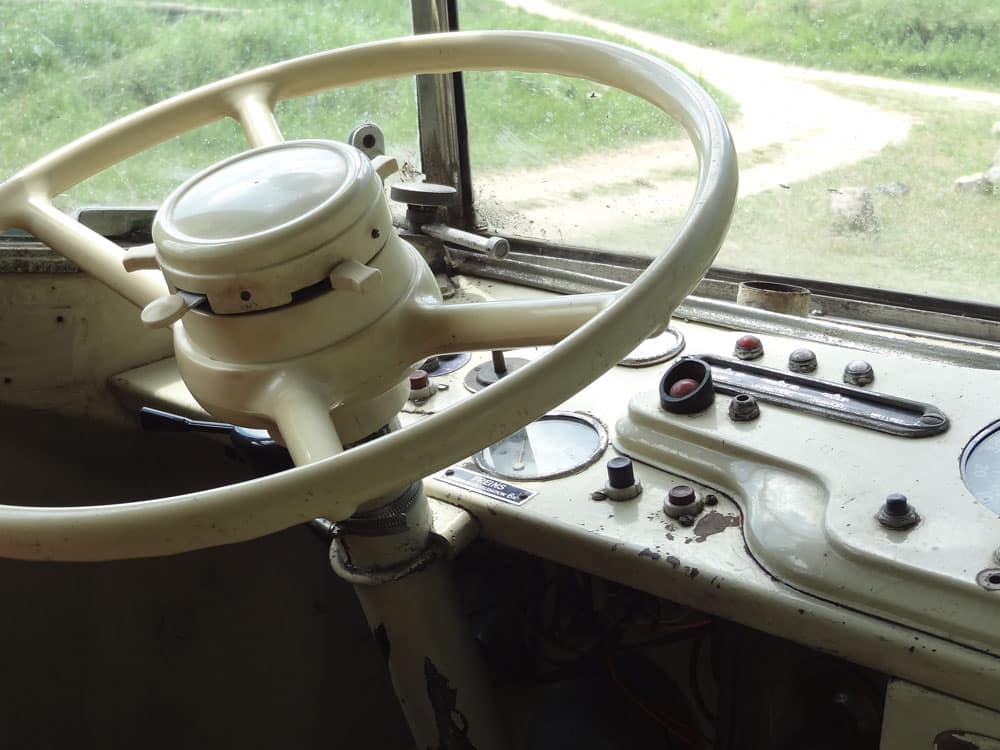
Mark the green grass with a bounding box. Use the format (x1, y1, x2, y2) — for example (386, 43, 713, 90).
(559, 0, 1000, 88)
(720, 86, 1000, 300)
(0, 0, 736, 208)
(599, 87, 1000, 301)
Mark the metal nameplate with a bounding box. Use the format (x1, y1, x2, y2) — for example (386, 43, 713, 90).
(434, 467, 537, 505)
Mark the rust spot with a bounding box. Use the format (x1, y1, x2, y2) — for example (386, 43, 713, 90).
(687, 567, 700, 579)
(692, 511, 740, 542)
(638, 548, 661, 561)
(665, 555, 680, 569)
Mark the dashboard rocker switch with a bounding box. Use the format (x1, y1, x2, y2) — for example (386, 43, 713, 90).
(601, 456, 642, 501)
(660, 357, 715, 414)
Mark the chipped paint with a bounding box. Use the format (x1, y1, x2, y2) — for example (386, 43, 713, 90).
(691, 510, 740, 543)
(638, 547, 661, 561)
(424, 657, 477, 750)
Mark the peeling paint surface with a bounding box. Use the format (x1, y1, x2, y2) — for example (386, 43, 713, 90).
(424, 658, 477, 750)
(691, 511, 741, 543)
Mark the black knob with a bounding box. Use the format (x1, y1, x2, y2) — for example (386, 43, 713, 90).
(607, 456, 636, 489)
(668, 485, 697, 507)
(883, 493, 909, 516)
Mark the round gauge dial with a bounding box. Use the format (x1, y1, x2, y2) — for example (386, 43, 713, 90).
(961, 420, 1000, 515)
(475, 412, 607, 481)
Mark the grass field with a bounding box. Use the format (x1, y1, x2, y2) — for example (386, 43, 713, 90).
(0, 0, 734, 207)
(591, 86, 1000, 301)
(560, 0, 1000, 88)
(718, 86, 1000, 300)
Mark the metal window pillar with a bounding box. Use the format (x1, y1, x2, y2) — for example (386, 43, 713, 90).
(411, 0, 475, 228)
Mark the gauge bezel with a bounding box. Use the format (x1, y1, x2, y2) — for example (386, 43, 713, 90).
(474, 410, 608, 481)
(960, 418, 1000, 514)
(618, 326, 686, 367)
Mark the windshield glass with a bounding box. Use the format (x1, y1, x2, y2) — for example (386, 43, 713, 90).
(2, 1, 997, 305)
(462, 0, 1000, 303)
(0, 1, 418, 210)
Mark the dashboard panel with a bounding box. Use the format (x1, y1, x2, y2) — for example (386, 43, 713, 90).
(111, 273, 1000, 712)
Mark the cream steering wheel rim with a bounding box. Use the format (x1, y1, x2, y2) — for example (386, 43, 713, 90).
(0, 31, 737, 561)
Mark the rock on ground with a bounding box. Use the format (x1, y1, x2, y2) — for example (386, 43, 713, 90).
(874, 181, 910, 197)
(830, 187, 878, 232)
(954, 173, 994, 195)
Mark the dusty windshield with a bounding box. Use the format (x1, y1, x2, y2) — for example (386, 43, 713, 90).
(2, 1, 998, 304)
(462, 0, 1000, 303)
(0, 1, 418, 208)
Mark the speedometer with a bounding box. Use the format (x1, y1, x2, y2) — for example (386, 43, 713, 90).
(961, 420, 1000, 515)
(475, 412, 607, 481)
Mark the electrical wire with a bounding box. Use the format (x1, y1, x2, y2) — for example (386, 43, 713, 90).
(606, 653, 704, 749)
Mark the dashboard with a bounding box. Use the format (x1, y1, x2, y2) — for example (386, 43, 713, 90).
(404, 277, 1000, 710)
(112, 272, 1000, 714)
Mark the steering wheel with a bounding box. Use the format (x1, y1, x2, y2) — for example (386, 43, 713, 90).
(0, 31, 737, 561)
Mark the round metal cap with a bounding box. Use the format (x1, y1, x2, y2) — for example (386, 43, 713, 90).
(734, 334, 763, 360)
(167, 145, 352, 243)
(844, 359, 875, 386)
(153, 139, 389, 313)
(788, 348, 817, 373)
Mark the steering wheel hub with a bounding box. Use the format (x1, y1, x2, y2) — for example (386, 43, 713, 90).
(153, 139, 393, 314)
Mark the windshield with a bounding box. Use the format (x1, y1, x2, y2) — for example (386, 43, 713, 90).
(2, 0, 998, 305)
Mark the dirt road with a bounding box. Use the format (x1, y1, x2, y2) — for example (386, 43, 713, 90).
(478, 0, 995, 244)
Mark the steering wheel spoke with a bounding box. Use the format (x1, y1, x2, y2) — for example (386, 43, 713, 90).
(415, 292, 617, 354)
(230, 88, 284, 148)
(269, 380, 343, 466)
(20, 197, 168, 308)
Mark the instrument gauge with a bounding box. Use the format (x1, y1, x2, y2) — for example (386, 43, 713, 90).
(475, 412, 607, 481)
(961, 420, 1000, 515)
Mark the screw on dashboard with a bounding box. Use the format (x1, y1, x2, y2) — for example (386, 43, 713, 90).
(705, 494, 719, 507)
(876, 493, 920, 530)
(975, 569, 1000, 591)
(728, 393, 760, 422)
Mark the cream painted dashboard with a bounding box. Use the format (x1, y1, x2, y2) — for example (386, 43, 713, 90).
(112, 274, 1000, 713)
